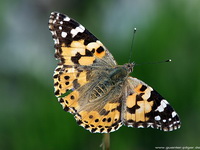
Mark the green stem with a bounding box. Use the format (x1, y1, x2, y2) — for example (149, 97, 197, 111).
(102, 133, 110, 150)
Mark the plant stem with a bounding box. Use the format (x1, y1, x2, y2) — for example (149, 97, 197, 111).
(102, 133, 110, 150)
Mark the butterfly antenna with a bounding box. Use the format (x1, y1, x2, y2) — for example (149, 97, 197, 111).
(128, 28, 137, 63)
(135, 59, 172, 66)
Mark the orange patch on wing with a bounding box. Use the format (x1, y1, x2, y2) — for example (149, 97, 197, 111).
(59, 90, 80, 114)
(59, 71, 89, 94)
(64, 90, 79, 107)
(78, 108, 121, 130)
(61, 47, 86, 56)
(78, 56, 95, 65)
(70, 40, 85, 48)
(126, 93, 137, 108)
(135, 100, 153, 122)
(95, 41, 106, 58)
(79, 111, 99, 123)
(134, 84, 143, 93)
(58, 73, 75, 94)
(113, 110, 121, 122)
(61, 57, 75, 65)
(141, 87, 152, 100)
(144, 100, 153, 113)
(94, 50, 106, 58)
(125, 112, 136, 121)
(60, 40, 88, 65)
(86, 42, 99, 50)
(101, 109, 120, 126)
(61, 43, 66, 47)
(86, 41, 106, 59)
(77, 71, 89, 86)
(135, 101, 145, 122)
(54, 66, 89, 97)
(79, 110, 90, 118)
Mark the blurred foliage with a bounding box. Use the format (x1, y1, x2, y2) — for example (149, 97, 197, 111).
(1, 0, 200, 150)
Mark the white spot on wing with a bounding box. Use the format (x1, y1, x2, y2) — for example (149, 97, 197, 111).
(49, 19, 53, 24)
(162, 99, 169, 104)
(149, 87, 153, 91)
(169, 127, 173, 131)
(61, 32, 67, 38)
(147, 123, 154, 128)
(155, 99, 167, 112)
(70, 25, 85, 38)
(70, 29, 78, 38)
(53, 19, 56, 24)
(173, 121, 177, 124)
(163, 128, 168, 131)
(56, 13, 59, 20)
(64, 16, 70, 21)
(50, 31, 55, 35)
(79, 24, 85, 31)
(138, 125, 144, 128)
(53, 38, 59, 44)
(172, 111, 177, 118)
(155, 115, 161, 121)
(156, 106, 164, 112)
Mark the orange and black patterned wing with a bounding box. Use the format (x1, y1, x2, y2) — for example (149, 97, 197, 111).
(48, 12, 117, 98)
(123, 77, 181, 131)
(48, 12, 116, 67)
(48, 12, 121, 131)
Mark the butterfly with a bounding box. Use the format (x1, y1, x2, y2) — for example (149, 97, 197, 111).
(48, 12, 181, 133)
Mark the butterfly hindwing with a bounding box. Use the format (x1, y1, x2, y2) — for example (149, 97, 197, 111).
(123, 77, 181, 131)
(75, 96, 123, 133)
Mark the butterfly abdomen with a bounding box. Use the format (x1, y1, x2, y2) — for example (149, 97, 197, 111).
(90, 67, 128, 100)
(90, 79, 114, 100)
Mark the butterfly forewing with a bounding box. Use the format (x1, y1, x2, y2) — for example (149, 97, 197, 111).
(48, 12, 117, 66)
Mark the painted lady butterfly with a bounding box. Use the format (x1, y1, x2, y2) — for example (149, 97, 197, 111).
(48, 12, 181, 133)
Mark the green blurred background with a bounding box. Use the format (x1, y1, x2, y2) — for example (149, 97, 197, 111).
(1, 0, 200, 150)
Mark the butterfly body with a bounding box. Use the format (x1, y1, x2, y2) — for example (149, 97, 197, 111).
(49, 12, 181, 133)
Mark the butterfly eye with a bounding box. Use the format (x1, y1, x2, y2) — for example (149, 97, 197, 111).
(125, 63, 134, 73)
